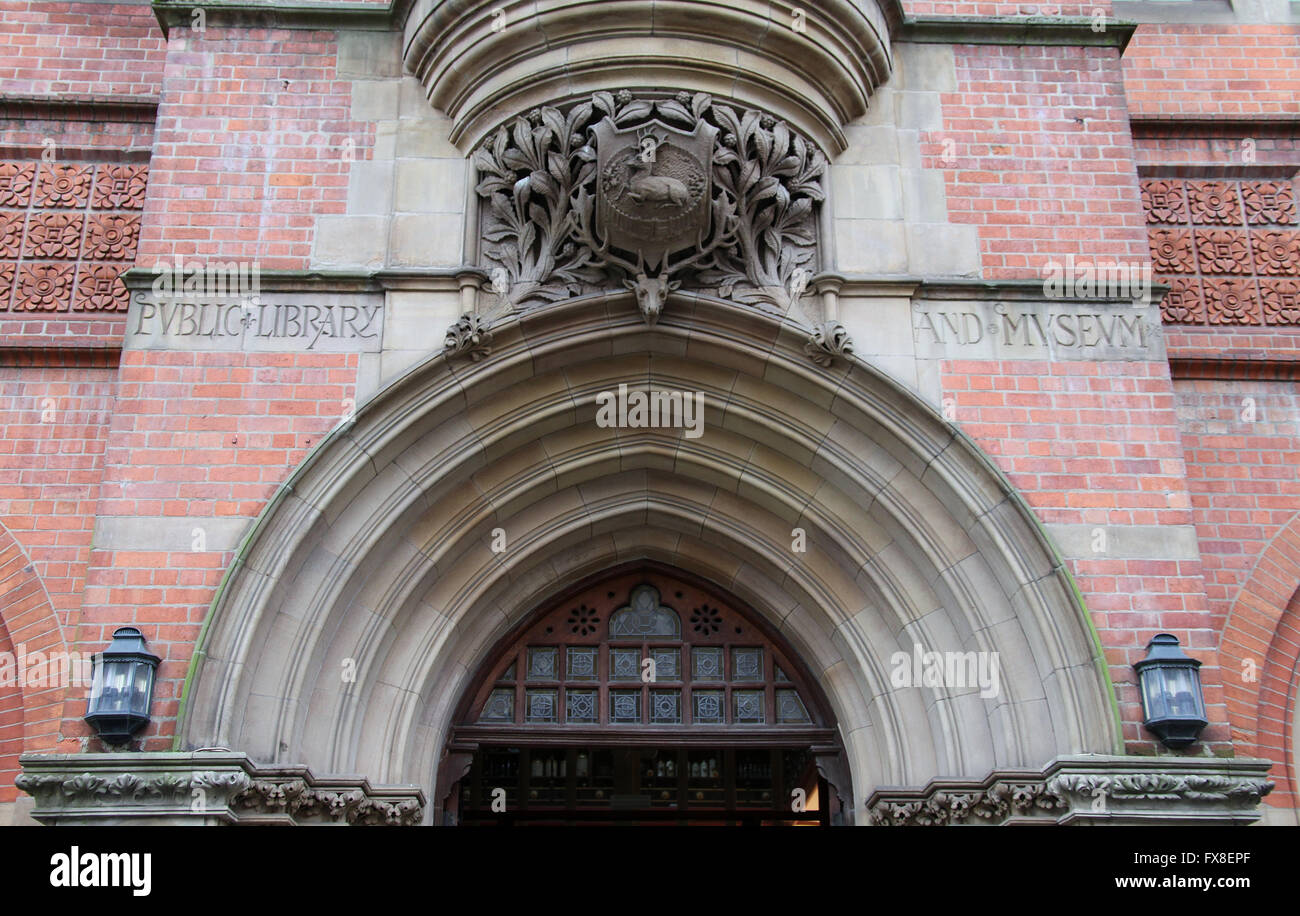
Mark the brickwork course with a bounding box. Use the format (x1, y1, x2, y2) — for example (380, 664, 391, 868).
(0, 0, 1298, 823)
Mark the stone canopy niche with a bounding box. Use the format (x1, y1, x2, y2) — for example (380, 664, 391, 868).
(402, 0, 893, 157)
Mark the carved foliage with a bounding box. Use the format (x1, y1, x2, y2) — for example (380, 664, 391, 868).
(869, 770, 1274, 826)
(805, 320, 854, 367)
(474, 91, 824, 311)
(16, 768, 424, 826)
(443, 312, 493, 361)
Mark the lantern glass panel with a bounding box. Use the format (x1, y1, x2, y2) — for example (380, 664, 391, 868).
(1141, 664, 1203, 721)
(130, 662, 155, 715)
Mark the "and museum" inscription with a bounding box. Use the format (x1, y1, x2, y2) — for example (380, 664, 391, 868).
(914, 305, 1149, 351)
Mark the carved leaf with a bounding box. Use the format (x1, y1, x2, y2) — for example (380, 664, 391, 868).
(475, 91, 822, 311)
(541, 107, 566, 143)
(614, 100, 654, 125)
(656, 100, 693, 125)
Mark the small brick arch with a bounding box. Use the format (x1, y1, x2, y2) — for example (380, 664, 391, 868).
(0, 522, 77, 773)
(1219, 510, 1300, 809)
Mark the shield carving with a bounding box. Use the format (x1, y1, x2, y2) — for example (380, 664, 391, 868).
(593, 117, 716, 269)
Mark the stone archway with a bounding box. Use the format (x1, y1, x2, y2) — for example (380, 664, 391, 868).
(174, 290, 1120, 823)
(0, 522, 77, 762)
(1218, 510, 1300, 819)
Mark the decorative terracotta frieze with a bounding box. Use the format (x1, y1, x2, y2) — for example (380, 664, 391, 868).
(1142, 178, 1300, 327)
(0, 158, 148, 312)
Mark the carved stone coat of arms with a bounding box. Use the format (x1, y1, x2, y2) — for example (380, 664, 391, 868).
(592, 117, 717, 270)
(465, 90, 834, 340)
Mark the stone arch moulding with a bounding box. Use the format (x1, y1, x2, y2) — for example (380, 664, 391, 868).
(175, 289, 1122, 824)
(1218, 511, 1300, 814)
(400, 0, 896, 155)
(0, 521, 75, 756)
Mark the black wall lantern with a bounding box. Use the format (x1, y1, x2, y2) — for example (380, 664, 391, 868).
(84, 626, 160, 745)
(1134, 633, 1208, 748)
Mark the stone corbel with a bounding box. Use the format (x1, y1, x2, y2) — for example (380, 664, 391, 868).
(444, 267, 511, 362)
(802, 273, 854, 367)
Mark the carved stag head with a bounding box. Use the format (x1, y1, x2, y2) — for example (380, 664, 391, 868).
(623, 273, 681, 326)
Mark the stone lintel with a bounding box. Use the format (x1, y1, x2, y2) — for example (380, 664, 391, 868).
(866, 755, 1275, 825)
(17, 752, 426, 826)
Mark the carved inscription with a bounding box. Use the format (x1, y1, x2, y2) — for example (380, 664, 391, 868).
(126, 293, 384, 353)
(911, 303, 1158, 360)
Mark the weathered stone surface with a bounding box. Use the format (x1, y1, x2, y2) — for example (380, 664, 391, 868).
(868, 756, 1275, 825)
(17, 752, 426, 826)
(125, 290, 385, 353)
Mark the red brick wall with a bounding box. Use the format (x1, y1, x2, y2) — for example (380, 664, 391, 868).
(0, 366, 117, 631)
(138, 27, 373, 270)
(1123, 25, 1300, 119)
(929, 44, 1149, 278)
(70, 350, 359, 747)
(942, 357, 1229, 754)
(0, 0, 164, 99)
(1173, 375, 1300, 630)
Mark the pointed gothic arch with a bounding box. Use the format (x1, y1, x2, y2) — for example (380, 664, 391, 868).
(176, 290, 1121, 824)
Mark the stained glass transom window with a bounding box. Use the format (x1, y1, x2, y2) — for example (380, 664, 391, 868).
(470, 576, 821, 729)
(693, 690, 724, 724)
(526, 688, 557, 723)
(651, 689, 681, 723)
(567, 689, 597, 723)
(692, 647, 723, 680)
(482, 688, 514, 721)
(610, 647, 640, 681)
(610, 690, 641, 723)
(567, 647, 597, 680)
(609, 585, 681, 639)
(651, 648, 680, 680)
(527, 647, 557, 680)
(732, 647, 763, 681)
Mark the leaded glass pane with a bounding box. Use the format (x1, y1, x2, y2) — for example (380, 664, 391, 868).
(608, 585, 681, 638)
(525, 688, 557, 722)
(527, 646, 557, 680)
(650, 689, 681, 723)
(566, 646, 597, 680)
(774, 664, 790, 682)
(651, 648, 680, 680)
(566, 688, 597, 723)
(733, 689, 764, 723)
(732, 647, 763, 681)
(691, 646, 723, 680)
(776, 688, 811, 723)
(610, 689, 641, 723)
(501, 662, 516, 681)
(610, 647, 640, 681)
(693, 689, 724, 724)
(480, 687, 514, 722)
